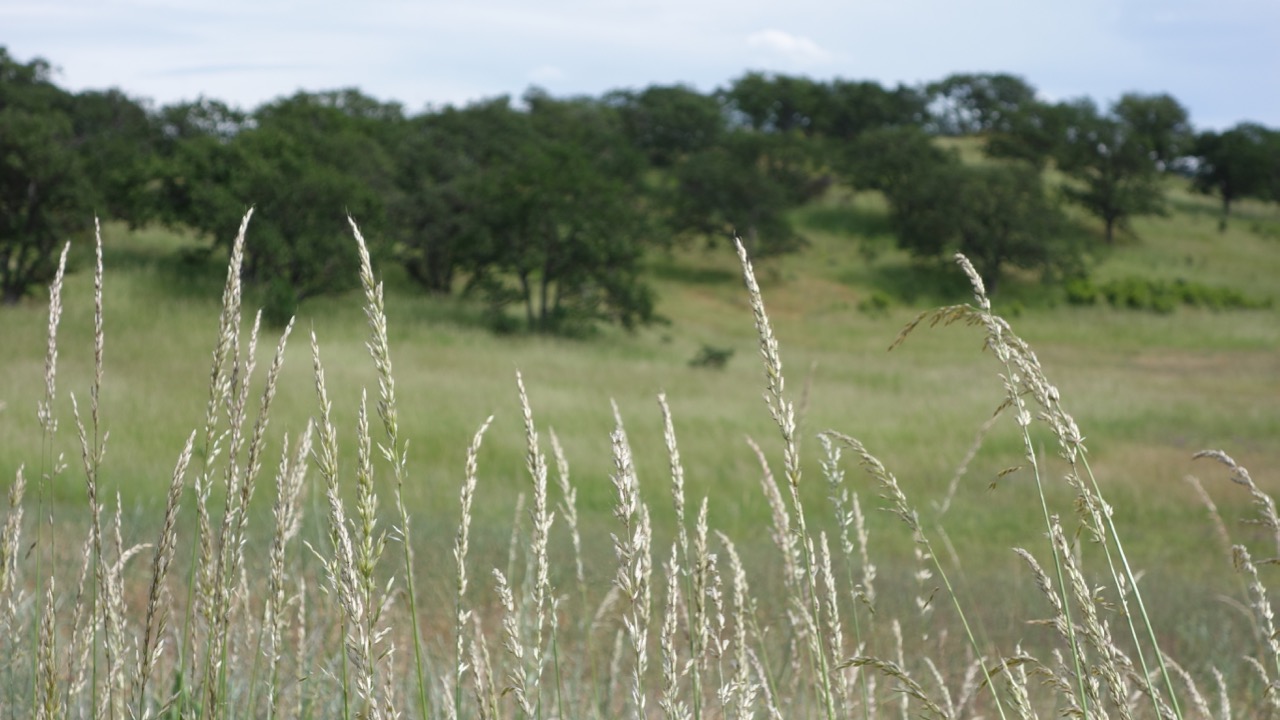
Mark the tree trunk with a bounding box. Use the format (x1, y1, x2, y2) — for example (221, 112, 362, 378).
(425, 237, 453, 294)
(1104, 217, 1116, 245)
(519, 271, 534, 330)
(538, 272, 550, 331)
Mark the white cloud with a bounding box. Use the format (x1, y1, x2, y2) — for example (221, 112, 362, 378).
(745, 29, 833, 66)
(528, 65, 566, 84)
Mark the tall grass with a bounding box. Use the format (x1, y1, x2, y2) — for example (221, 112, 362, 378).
(0, 211, 1276, 718)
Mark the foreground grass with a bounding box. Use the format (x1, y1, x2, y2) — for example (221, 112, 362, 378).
(0, 206, 1278, 717)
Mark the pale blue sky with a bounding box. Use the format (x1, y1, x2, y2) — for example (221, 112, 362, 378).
(4, 0, 1277, 129)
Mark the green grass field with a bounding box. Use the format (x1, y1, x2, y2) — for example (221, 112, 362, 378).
(1, 178, 1278, 717)
(3, 181, 1278, 574)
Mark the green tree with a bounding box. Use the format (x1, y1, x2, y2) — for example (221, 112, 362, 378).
(887, 161, 1070, 293)
(839, 125, 955, 196)
(152, 98, 251, 231)
(721, 73, 926, 141)
(1193, 123, 1280, 229)
(1055, 99, 1165, 244)
(392, 98, 526, 295)
(985, 99, 1080, 169)
(607, 84, 726, 167)
(0, 48, 93, 304)
(421, 92, 657, 333)
(492, 92, 656, 331)
(157, 90, 398, 322)
(1112, 92, 1193, 171)
(156, 97, 247, 143)
(814, 79, 927, 140)
(67, 88, 160, 226)
(721, 72, 825, 134)
(926, 73, 1038, 135)
(667, 131, 820, 257)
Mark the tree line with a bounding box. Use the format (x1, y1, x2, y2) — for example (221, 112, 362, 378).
(3, 46, 1279, 330)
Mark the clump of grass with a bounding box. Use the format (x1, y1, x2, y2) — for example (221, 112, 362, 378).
(1, 210, 1276, 719)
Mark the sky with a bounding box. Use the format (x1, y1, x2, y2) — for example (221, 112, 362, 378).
(4, 0, 1279, 130)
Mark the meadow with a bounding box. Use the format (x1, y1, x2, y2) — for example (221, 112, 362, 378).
(0, 181, 1278, 718)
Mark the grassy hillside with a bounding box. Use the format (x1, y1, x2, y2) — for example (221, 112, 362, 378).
(0, 176, 1278, 714)
(3, 179, 1278, 535)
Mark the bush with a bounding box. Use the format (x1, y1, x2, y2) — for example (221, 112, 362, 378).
(688, 343, 734, 369)
(1063, 276, 1098, 305)
(856, 289, 892, 316)
(1095, 275, 1270, 312)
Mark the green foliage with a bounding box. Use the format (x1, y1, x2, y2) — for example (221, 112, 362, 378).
(1193, 122, 1280, 229)
(1092, 275, 1271, 312)
(856, 289, 892, 315)
(155, 97, 246, 144)
(852, 138, 1074, 294)
(687, 343, 734, 369)
(608, 84, 726, 167)
(1063, 276, 1099, 305)
(67, 88, 162, 227)
(990, 94, 1191, 245)
(814, 78, 928, 139)
(261, 276, 299, 327)
(157, 90, 400, 318)
(391, 98, 525, 295)
(839, 125, 954, 196)
(1055, 99, 1167, 244)
(423, 92, 658, 334)
(720, 71, 926, 141)
(666, 131, 819, 257)
(1100, 275, 1179, 312)
(986, 99, 1082, 169)
(151, 99, 252, 240)
(721, 71, 825, 134)
(0, 48, 94, 303)
(930, 163, 1072, 293)
(926, 72, 1038, 135)
(1111, 92, 1194, 171)
(10, 37, 1280, 346)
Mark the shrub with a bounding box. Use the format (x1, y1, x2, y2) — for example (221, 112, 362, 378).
(1063, 275, 1098, 305)
(687, 343, 734, 369)
(856, 289, 892, 315)
(1095, 275, 1270, 313)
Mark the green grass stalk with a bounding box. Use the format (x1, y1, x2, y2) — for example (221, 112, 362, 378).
(349, 217, 427, 720)
(828, 431, 1010, 720)
(734, 237, 840, 720)
(33, 240, 68, 717)
(454, 415, 494, 719)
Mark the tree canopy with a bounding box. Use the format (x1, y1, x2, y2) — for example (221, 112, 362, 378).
(396, 92, 657, 333)
(157, 89, 399, 322)
(4, 43, 1279, 317)
(926, 73, 1038, 135)
(0, 49, 98, 303)
(666, 131, 821, 257)
(608, 84, 726, 168)
(1194, 123, 1280, 229)
(1054, 100, 1167, 244)
(1112, 92, 1194, 171)
(840, 131, 1070, 292)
